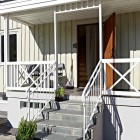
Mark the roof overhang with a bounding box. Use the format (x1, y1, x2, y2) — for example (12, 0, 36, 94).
(1, 0, 140, 26)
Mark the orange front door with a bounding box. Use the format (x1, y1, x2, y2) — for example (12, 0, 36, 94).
(103, 13, 116, 89)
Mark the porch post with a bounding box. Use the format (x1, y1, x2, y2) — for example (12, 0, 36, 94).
(99, 3, 103, 95)
(4, 14, 9, 89)
(54, 11, 58, 90)
(99, 4, 103, 61)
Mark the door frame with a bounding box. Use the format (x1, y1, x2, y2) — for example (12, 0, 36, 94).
(77, 23, 99, 87)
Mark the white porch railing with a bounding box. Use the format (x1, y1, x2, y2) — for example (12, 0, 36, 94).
(82, 58, 140, 139)
(26, 61, 56, 120)
(82, 61, 102, 140)
(102, 58, 140, 93)
(6, 61, 56, 92)
(0, 62, 5, 89)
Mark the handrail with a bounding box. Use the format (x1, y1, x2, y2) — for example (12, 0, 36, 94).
(6, 61, 56, 91)
(26, 61, 56, 121)
(82, 60, 102, 140)
(83, 58, 140, 139)
(82, 61, 101, 101)
(26, 62, 56, 96)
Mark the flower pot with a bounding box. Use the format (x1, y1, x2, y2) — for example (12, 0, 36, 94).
(55, 96, 64, 102)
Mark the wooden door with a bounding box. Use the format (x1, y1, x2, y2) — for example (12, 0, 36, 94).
(104, 13, 116, 89)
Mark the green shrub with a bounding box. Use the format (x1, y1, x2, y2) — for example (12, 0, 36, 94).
(16, 117, 37, 140)
(55, 87, 65, 97)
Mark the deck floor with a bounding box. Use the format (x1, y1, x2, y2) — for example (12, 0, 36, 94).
(64, 88, 83, 96)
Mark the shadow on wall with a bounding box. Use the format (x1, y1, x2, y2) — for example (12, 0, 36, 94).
(103, 90, 123, 140)
(29, 25, 75, 87)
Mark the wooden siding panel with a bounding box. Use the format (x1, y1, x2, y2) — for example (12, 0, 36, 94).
(25, 26, 30, 61)
(66, 21, 72, 83)
(116, 12, 140, 90)
(120, 14, 129, 89)
(58, 22, 61, 64)
(44, 24, 50, 61)
(29, 26, 35, 61)
(135, 12, 140, 89)
(9, 19, 13, 29)
(60, 21, 66, 79)
(21, 24, 26, 61)
(1, 16, 4, 30)
(129, 13, 136, 89)
(50, 23, 54, 61)
(38, 24, 44, 61)
(34, 25, 39, 61)
(72, 20, 77, 87)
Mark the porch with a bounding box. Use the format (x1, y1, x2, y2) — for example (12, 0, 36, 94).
(0, 0, 140, 139)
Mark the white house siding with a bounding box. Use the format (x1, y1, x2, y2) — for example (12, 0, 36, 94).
(0, 11, 140, 91)
(0, 17, 21, 92)
(116, 12, 140, 90)
(0, 17, 78, 89)
(28, 21, 78, 87)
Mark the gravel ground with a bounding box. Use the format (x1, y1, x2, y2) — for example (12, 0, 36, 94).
(0, 118, 17, 140)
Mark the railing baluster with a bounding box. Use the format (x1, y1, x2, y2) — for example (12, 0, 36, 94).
(13, 64, 15, 87)
(16, 64, 18, 87)
(11, 65, 12, 87)
(103, 63, 106, 95)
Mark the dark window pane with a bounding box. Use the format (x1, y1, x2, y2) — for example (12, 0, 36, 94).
(1, 36, 4, 62)
(9, 34, 17, 62)
(1, 34, 17, 62)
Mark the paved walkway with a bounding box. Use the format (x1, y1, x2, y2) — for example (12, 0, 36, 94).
(0, 118, 16, 140)
(0, 135, 16, 140)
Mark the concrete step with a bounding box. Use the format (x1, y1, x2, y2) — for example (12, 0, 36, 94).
(47, 109, 84, 123)
(46, 100, 97, 113)
(52, 100, 83, 112)
(35, 100, 104, 140)
(34, 132, 82, 140)
(37, 119, 83, 137)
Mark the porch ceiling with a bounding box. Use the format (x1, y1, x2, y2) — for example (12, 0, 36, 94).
(2, 0, 140, 26)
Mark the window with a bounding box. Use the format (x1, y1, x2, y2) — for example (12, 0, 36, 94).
(1, 34, 17, 62)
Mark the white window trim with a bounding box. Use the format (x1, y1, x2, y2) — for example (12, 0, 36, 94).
(0, 29, 20, 62)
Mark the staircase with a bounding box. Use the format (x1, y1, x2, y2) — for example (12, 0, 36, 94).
(34, 99, 103, 140)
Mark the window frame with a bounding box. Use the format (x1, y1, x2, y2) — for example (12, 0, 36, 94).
(0, 29, 20, 62)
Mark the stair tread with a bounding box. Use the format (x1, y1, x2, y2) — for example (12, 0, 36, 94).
(35, 132, 82, 140)
(48, 109, 83, 116)
(37, 119, 83, 129)
(55, 100, 83, 105)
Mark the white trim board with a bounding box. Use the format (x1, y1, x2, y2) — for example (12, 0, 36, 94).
(0, 0, 86, 15)
(104, 90, 140, 98)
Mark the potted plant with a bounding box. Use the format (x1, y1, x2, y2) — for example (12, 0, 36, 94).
(55, 87, 65, 102)
(16, 117, 37, 140)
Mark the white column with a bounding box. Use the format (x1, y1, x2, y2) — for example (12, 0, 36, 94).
(99, 4, 103, 60)
(99, 4, 103, 95)
(54, 11, 58, 90)
(4, 14, 9, 89)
